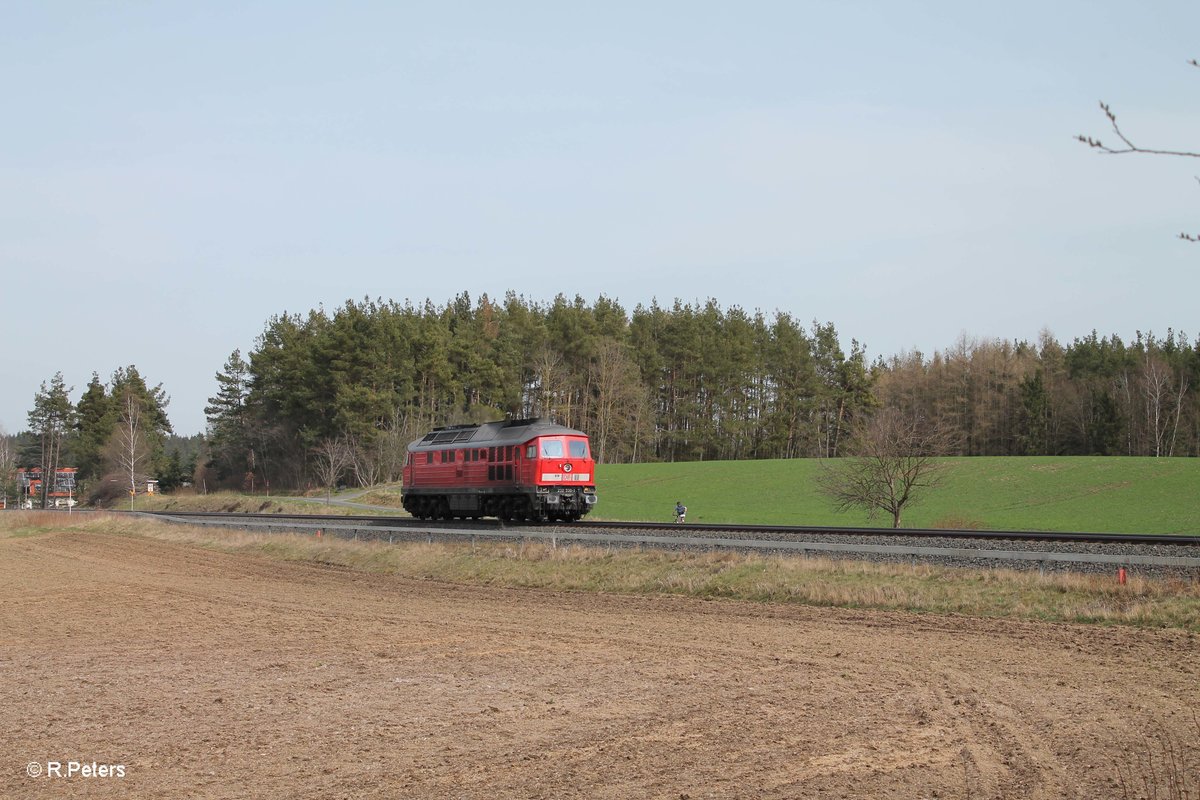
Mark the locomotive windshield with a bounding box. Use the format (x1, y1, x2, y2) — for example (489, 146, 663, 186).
(538, 438, 590, 458)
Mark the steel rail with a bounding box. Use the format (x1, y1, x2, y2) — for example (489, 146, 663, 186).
(140, 511, 1200, 547)
(139, 512, 1200, 572)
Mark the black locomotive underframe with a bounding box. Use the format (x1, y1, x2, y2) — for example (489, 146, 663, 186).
(402, 485, 597, 522)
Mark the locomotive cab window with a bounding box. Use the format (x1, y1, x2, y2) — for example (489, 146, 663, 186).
(541, 440, 564, 458)
(526, 445, 535, 459)
(569, 440, 589, 458)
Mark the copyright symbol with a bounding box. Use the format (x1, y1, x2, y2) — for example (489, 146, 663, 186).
(26, 762, 42, 778)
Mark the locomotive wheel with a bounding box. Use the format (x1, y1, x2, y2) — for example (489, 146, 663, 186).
(420, 497, 439, 520)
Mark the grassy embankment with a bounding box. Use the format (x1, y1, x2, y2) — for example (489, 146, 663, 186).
(595, 456, 1200, 534)
(131, 485, 406, 515)
(133, 457, 1200, 534)
(5, 510, 1198, 632)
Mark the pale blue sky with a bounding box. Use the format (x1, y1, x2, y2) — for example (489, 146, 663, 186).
(3, 1, 1198, 435)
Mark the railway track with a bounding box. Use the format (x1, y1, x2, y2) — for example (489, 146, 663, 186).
(142, 510, 1200, 577)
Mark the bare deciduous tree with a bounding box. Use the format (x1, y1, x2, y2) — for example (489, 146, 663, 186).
(1076, 58, 1200, 241)
(346, 433, 384, 489)
(531, 346, 571, 423)
(311, 436, 352, 504)
(0, 425, 14, 506)
(589, 340, 651, 464)
(816, 408, 954, 528)
(105, 389, 152, 507)
(1138, 347, 1189, 458)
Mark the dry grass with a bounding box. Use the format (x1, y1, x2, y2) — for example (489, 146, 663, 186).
(122, 491, 401, 515)
(5, 511, 1199, 631)
(1116, 711, 1200, 800)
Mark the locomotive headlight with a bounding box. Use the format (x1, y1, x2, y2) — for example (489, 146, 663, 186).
(563, 463, 573, 473)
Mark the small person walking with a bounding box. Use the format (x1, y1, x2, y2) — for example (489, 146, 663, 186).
(674, 500, 687, 523)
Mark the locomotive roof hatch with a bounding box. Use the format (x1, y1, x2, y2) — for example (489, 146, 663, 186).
(407, 417, 587, 451)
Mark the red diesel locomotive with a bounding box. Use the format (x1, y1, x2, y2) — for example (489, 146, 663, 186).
(401, 418, 597, 522)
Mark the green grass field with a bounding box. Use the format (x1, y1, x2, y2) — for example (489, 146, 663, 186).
(592, 457, 1200, 535)
(128, 456, 1199, 535)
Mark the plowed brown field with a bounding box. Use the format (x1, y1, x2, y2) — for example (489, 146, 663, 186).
(2, 529, 1197, 799)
